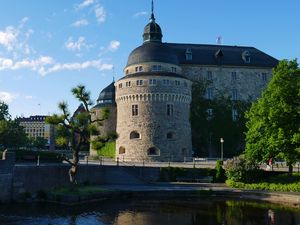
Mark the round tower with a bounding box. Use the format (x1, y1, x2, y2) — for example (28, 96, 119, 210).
(90, 82, 117, 156)
(115, 8, 192, 162)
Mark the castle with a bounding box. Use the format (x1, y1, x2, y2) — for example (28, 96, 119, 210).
(90, 5, 278, 162)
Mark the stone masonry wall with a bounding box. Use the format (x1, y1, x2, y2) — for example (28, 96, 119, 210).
(115, 75, 192, 162)
(0, 151, 15, 202)
(181, 65, 273, 100)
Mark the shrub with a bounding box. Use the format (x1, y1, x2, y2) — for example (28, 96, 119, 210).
(215, 160, 226, 182)
(97, 141, 115, 158)
(224, 155, 260, 182)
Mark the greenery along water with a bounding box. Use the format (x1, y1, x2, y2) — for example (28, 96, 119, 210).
(0, 199, 300, 225)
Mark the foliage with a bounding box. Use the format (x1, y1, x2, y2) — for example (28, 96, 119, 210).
(224, 155, 260, 182)
(226, 173, 300, 192)
(46, 85, 116, 183)
(245, 60, 300, 172)
(27, 137, 48, 149)
(95, 141, 116, 158)
(190, 80, 251, 157)
(0, 120, 28, 149)
(215, 160, 226, 182)
(52, 185, 106, 196)
(12, 149, 62, 163)
(0, 102, 10, 120)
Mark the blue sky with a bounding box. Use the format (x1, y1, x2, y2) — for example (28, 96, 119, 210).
(0, 0, 299, 118)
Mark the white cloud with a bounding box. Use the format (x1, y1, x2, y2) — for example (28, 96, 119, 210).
(77, 0, 94, 9)
(95, 4, 106, 23)
(39, 60, 113, 76)
(0, 56, 53, 71)
(0, 91, 17, 103)
(65, 36, 91, 51)
(133, 11, 148, 18)
(0, 26, 18, 51)
(108, 40, 120, 52)
(71, 19, 89, 27)
(25, 95, 34, 100)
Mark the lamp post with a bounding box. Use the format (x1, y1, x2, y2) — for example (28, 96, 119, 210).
(220, 138, 224, 161)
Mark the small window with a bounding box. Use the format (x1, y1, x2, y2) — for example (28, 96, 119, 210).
(119, 146, 126, 154)
(118, 83, 123, 89)
(167, 104, 174, 116)
(152, 65, 162, 71)
(147, 147, 159, 156)
(126, 81, 131, 87)
(231, 89, 238, 101)
(126, 69, 129, 75)
(163, 79, 170, 85)
(242, 51, 251, 63)
(171, 67, 177, 73)
(132, 104, 138, 116)
(166, 132, 175, 139)
(207, 108, 213, 120)
(135, 66, 143, 72)
(136, 80, 143, 86)
(175, 80, 180, 86)
(262, 73, 267, 82)
(149, 79, 157, 85)
(232, 109, 238, 121)
(205, 88, 213, 100)
(139, 66, 143, 72)
(185, 48, 192, 61)
(207, 71, 212, 80)
(130, 131, 140, 139)
(231, 72, 237, 81)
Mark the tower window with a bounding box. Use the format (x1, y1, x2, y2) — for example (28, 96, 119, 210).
(130, 131, 140, 139)
(118, 83, 123, 89)
(152, 65, 162, 71)
(207, 108, 213, 120)
(163, 79, 170, 85)
(205, 88, 214, 100)
(167, 104, 174, 116)
(132, 104, 138, 116)
(149, 79, 157, 85)
(147, 147, 159, 156)
(185, 48, 192, 61)
(136, 80, 144, 86)
(175, 80, 180, 86)
(166, 132, 175, 139)
(135, 66, 143, 72)
(126, 81, 131, 87)
(171, 67, 177, 73)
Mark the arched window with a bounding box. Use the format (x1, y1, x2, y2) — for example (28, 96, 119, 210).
(166, 132, 175, 140)
(119, 146, 126, 154)
(130, 131, 140, 139)
(147, 147, 159, 156)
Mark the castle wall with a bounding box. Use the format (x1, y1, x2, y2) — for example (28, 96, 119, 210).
(115, 75, 192, 162)
(181, 65, 273, 100)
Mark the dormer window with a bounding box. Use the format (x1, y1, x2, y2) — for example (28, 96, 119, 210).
(185, 48, 192, 61)
(242, 51, 251, 63)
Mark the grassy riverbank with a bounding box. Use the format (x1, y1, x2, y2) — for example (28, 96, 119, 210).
(226, 173, 300, 192)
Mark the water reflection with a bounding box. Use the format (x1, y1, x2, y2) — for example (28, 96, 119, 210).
(0, 199, 300, 225)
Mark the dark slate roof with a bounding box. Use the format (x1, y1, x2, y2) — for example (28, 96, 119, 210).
(94, 82, 115, 107)
(126, 42, 278, 68)
(17, 115, 47, 122)
(119, 71, 187, 80)
(167, 43, 279, 68)
(126, 42, 179, 66)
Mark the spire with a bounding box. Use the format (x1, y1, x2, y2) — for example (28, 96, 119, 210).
(150, 0, 155, 22)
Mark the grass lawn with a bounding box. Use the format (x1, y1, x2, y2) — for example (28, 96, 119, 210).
(226, 173, 300, 192)
(97, 141, 115, 158)
(52, 185, 107, 196)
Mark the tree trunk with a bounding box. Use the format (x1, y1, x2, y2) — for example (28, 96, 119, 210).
(69, 149, 79, 184)
(288, 164, 293, 174)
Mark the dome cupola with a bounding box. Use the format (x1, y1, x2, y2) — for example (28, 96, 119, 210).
(142, 1, 162, 43)
(96, 81, 115, 105)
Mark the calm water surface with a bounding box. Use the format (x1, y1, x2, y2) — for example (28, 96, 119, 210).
(0, 199, 299, 225)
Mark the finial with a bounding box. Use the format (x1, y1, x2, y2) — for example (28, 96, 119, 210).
(112, 66, 115, 82)
(150, 0, 155, 22)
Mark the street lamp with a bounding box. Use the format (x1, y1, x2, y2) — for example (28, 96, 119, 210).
(220, 138, 224, 161)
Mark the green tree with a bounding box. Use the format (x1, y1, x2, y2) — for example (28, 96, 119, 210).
(0, 102, 10, 121)
(46, 85, 116, 184)
(245, 60, 300, 173)
(190, 81, 251, 157)
(0, 120, 28, 149)
(27, 137, 48, 149)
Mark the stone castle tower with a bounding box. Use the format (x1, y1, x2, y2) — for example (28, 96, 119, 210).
(115, 10, 193, 162)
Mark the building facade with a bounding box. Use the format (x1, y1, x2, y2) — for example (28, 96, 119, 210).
(91, 7, 278, 162)
(18, 115, 55, 150)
